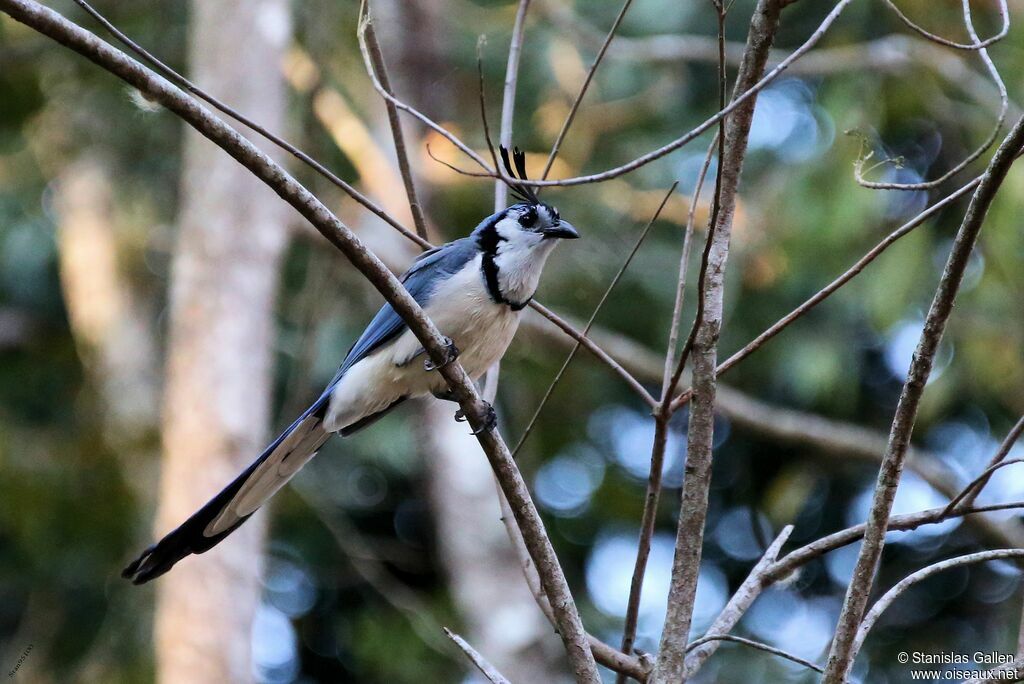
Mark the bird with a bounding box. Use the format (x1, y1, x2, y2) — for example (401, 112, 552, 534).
(122, 148, 579, 584)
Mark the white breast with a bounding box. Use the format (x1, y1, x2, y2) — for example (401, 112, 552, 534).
(324, 254, 520, 433)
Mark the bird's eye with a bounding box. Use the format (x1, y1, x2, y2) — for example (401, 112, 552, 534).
(520, 207, 537, 227)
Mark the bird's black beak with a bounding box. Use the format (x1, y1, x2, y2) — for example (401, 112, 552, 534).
(543, 220, 580, 240)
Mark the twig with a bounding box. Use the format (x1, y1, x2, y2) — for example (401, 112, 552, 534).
(661, 135, 716, 395)
(850, 549, 1024, 667)
(765, 500, 1024, 585)
(669, 173, 984, 412)
(683, 526, 794, 677)
(528, 301, 658, 406)
(443, 628, 513, 684)
(954, 416, 1024, 512)
(880, 0, 1008, 51)
(512, 0, 857, 187)
(69, 0, 430, 249)
(494, 483, 653, 681)
(684, 634, 823, 674)
(539, 0, 635, 181)
(495, 0, 531, 209)
(822, 113, 1024, 684)
(512, 184, 676, 458)
(356, 0, 494, 175)
(854, 0, 1008, 191)
(943, 458, 1024, 517)
(1, 3, 600, 679)
(362, 18, 430, 240)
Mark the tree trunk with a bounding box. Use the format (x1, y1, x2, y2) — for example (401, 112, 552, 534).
(154, 1, 290, 681)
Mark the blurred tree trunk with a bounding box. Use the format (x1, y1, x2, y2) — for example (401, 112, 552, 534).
(154, 1, 290, 682)
(54, 156, 159, 461)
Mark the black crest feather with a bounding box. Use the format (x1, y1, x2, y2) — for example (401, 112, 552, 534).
(499, 145, 539, 205)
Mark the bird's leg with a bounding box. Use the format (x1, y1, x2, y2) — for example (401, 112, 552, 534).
(454, 401, 498, 435)
(423, 336, 459, 372)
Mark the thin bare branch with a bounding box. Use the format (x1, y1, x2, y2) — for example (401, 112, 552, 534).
(495, 0, 531, 209)
(527, 302, 658, 406)
(765, 501, 1024, 585)
(943, 458, 1024, 518)
(362, 19, 430, 240)
(684, 634, 824, 673)
(670, 173, 984, 412)
(69, 0, 430, 249)
(443, 628, 513, 684)
(3, 3, 600, 679)
(512, 184, 676, 458)
(684, 526, 794, 677)
(851, 549, 1024, 667)
(539, 0, 635, 181)
(880, 0, 1008, 51)
(823, 113, 1024, 684)
(661, 135, 716, 396)
(515, 0, 856, 187)
(652, 1, 784, 679)
(854, 0, 1008, 191)
(955, 415, 1024, 512)
(356, 0, 493, 174)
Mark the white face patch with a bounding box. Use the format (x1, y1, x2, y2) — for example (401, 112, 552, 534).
(491, 215, 557, 305)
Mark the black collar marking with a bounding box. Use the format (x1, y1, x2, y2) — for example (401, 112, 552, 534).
(476, 219, 532, 311)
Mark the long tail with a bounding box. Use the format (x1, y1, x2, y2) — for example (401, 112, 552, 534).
(122, 400, 332, 585)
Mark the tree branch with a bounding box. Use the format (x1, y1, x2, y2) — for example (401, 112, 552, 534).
(444, 628, 513, 684)
(362, 18, 430, 240)
(683, 526, 793, 677)
(823, 113, 1024, 683)
(651, 1, 784, 680)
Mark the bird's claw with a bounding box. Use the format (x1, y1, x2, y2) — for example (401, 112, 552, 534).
(454, 402, 498, 435)
(424, 337, 459, 372)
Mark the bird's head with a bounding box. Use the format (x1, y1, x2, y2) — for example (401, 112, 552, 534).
(501, 201, 579, 242)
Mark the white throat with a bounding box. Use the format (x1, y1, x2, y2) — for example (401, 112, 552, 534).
(490, 218, 558, 306)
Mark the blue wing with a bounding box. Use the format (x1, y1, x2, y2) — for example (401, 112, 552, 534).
(320, 238, 478, 395)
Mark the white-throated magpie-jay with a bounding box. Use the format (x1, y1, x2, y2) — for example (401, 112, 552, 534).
(122, 149, 578, 584)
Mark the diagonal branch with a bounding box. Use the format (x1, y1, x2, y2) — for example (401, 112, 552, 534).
(362, 18, 430, 240)
(669, 173, 985, 412)
(683, 526, 794, 677)
(539, 0, 635, 181)
(850, 549, 1024, 668)
(69, 0, 429, 249)
(953, 415, 1024, 512)
(0, 2, 600, 680)
(443, 628, 513, 684)
(512, 184, 675, 457)
(822, 112, 1024, 683)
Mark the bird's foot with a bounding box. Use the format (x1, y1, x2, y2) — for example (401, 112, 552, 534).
(455, 401, 498, 435)
(423, 337, 459, 372)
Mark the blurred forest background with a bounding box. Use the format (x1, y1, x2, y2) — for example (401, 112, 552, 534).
(1, 0, 1023, 682)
